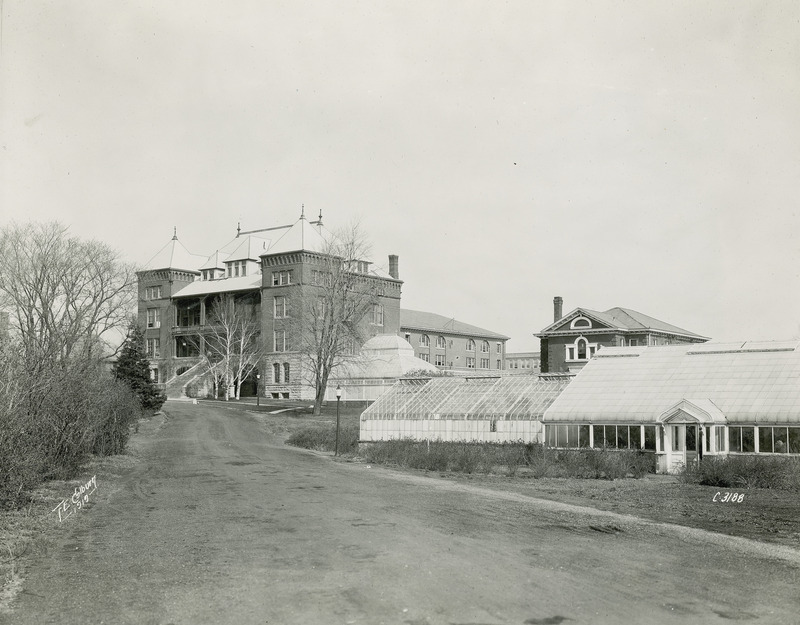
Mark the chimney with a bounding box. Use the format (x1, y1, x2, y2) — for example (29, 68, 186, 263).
(388, 255, 399, 279)
(554, 296, 563, 322)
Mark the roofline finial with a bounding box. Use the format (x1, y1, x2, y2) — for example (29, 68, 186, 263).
(301, 203, 305, 220)
(237, 221, 241, 237)
(172, 227, 177, 240)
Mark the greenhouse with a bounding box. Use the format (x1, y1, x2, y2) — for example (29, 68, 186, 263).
(359, 373, 573, 443)
(542, 340, 800, 474)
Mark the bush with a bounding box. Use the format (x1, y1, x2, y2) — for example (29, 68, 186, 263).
(680, 455, 800, 491)
(0, 364, 146, 509)
(285, 424, 360, 455)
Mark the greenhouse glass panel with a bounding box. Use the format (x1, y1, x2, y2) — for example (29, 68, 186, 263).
(593, 425, 604, 448)
(644, 426, 656, 451)
(789, 428, 800, 454)
(617, 425, 629, 449)
(715, 426, 725, 453)
(605, 425, 617, 449)
(729, 427, 742, 453)
(579, 425, 590, 448)
(546, 425, 557, 447)
(742, 427, 755, 453)
(758, 427, 773, 453)
(774, 427, 788, 453)
(566, 425, 579, 448)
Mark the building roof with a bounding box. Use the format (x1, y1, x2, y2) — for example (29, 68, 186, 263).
(400, 309, 510, 340)
(362, 373, 572, 421)
(172, 274, 261, 298)
(143, 234, 207, 273)
(263, 216, 330, 255)
(225, 235, 270, 262)
(337, 335, 438, 379)
(199, 250, 228, 271)
(507, 352, 541, 359)
(537, 306, 708, 340)
(543, 340, 800, 424)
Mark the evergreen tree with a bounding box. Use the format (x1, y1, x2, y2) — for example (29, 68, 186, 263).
(114, 323, 166, 412)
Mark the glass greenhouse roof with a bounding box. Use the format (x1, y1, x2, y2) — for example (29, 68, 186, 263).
(544, 341, 800, 424)
(362, 374, 573, 421)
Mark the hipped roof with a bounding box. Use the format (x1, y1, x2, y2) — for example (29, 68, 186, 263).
(538, 306, 707, 340)
(143, 236, 207, 273)
(400, 309, 509, 340)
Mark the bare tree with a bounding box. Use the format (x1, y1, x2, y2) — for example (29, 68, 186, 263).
(292, 222, 380, 415)
(200, 294, 261, 400)
(0, 222, 136, 376)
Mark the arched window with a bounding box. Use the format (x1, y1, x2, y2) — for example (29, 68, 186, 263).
(420, 334, 430, 347)
(436, 336, 446, 349)
(466, 339, 475, 351)
(273, 362, 281, 383)
(283, 363, 290, 383)
(571, 316, 592, 329)
(566, 336, 598, 361)
(481, 340, 489, 353)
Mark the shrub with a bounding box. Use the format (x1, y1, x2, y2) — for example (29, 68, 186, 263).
(286, 424, 360, 455)
(681, 455, 800, 491)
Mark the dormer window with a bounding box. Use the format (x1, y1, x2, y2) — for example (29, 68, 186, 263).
(227, 261, 247, 278)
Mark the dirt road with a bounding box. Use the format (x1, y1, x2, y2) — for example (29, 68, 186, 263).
(5, 401, 800, 624)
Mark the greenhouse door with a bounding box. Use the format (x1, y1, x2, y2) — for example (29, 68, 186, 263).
(666, 423, 700, 472)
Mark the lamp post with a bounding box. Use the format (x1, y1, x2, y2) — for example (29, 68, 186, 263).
(256, 374, 260, 407)
(334, 384, 342, 456)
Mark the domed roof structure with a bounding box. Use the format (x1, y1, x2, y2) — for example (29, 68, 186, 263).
(341, 335, 438, 379)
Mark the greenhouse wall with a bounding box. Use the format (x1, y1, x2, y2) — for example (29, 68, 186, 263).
(359, 417, 543, 443)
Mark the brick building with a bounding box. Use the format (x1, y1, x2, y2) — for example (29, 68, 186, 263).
(536, 296, 708, 373)
(399, 309, 509, 372)
(137, 213, 402, 399)
(505, 352, 541, 373)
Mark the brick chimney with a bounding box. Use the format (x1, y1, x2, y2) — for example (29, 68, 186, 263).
(554, 296, 563, 322)
(388, 255, 399, 279)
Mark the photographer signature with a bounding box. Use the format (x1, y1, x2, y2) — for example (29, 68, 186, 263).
(52, 475, 97, 522)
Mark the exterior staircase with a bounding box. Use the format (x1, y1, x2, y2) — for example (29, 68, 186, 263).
(163, 361, 208, 399)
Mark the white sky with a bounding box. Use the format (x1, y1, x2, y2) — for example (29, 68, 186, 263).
(2, 1, 799, 352)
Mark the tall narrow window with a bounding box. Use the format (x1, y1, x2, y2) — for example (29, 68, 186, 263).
(147, 308, 161, 329)
(420, 334, 430, 347)
(482, 340, 489, 353)
(436, 336, 446, 349)
(372, 303, 384, 326)
(283, 363, 290, 383)
(273, 362, 281, 383)
(466, 339, 475, 351)
(274, 296, 287, 319)
(577, 338, 587, 360)
(274, 330, 287, 352)
(146, 338, 160, 358)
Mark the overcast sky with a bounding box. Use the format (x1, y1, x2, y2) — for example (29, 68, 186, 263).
(2, 1, 798, 352)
